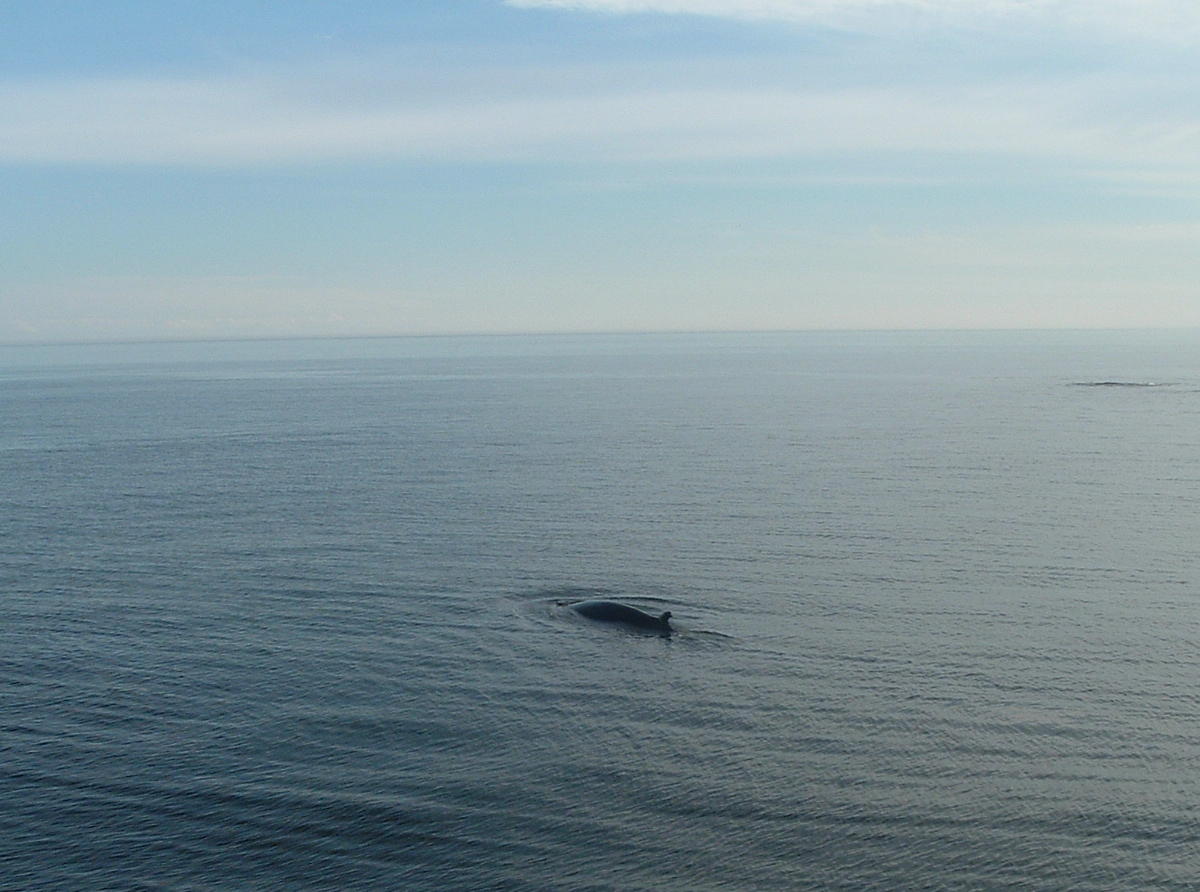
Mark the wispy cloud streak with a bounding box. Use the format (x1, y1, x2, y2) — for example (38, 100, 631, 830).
(3, 70, 1199, 171)
(505, 0, 1200, 41)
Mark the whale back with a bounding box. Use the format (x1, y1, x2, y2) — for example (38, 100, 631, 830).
(570, 600, 672, 631)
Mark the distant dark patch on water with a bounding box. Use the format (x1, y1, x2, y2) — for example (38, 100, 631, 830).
(1071, 381, 1172, 387)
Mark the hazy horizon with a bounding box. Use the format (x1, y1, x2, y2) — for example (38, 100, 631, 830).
(7, 323, 1200, 351)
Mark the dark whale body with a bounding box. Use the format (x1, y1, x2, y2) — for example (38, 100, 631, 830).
(569, 600, 672, 633)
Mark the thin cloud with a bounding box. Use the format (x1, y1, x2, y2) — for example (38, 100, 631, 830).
(505, 0, 1200, 40)
(2, 70, 1199, 170)
(506, 0, 1027, 18)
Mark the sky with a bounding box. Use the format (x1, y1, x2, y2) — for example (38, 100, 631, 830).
(3, 0, 1200, 342)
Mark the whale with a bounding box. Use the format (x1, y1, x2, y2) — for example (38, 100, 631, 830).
(568, 600, 672, 633)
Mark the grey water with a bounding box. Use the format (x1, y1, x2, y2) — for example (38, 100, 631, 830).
(2, 330, 1198, 890)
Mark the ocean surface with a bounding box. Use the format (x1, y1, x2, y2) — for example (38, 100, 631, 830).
(2, 330, 1198, 890)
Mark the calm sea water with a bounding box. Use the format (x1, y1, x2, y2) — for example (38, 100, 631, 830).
(2, 330, 1198, 890)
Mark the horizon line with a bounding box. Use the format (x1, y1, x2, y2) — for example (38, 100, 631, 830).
(2, 324, 1197, 350)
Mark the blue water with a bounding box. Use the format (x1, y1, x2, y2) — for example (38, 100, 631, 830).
(2, 330, 1198, 889)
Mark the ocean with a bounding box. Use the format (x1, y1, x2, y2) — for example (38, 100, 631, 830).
(2, 330, 1198, 890)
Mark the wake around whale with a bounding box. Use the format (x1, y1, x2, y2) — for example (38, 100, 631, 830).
(567, 600, 673, 634)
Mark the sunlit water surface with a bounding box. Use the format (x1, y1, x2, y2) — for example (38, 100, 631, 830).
(2, 331, 1198, 889)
